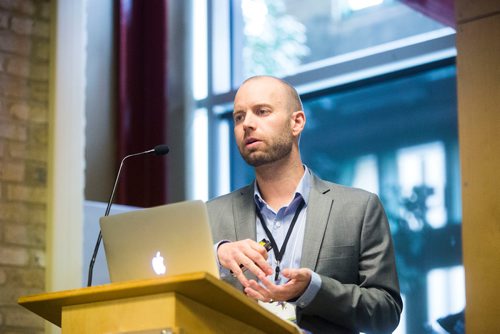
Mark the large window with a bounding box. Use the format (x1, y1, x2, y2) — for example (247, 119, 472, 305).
(192, 1, 462, 333)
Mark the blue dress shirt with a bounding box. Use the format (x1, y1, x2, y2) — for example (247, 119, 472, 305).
(253, 166, 321, 308)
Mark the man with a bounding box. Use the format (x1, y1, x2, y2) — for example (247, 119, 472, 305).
(207, 75, 402, 333)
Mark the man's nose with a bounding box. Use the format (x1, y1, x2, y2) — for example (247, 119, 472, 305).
(242, 112, 256, 130)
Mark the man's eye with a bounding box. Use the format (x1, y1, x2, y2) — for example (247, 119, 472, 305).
(257, 109, 269, 115)
(233, 114, 244, 123)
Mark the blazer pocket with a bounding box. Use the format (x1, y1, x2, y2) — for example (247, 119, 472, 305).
(318, 245, 355, 260)
(316, 246, 357, 281)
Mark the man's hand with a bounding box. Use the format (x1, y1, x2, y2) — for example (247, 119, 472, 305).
(244, 268, 312, 302)
(217, 239, 273, 286)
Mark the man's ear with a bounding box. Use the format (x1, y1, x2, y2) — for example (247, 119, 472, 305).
(291, 110, 306, 136)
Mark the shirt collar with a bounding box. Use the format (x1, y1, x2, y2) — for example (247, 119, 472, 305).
(253, 165, 312, 210)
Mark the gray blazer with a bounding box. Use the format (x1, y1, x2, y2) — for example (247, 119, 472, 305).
(207, 172, 403, 334)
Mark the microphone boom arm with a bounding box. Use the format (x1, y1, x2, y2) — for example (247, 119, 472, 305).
(86, 146, 168, 287)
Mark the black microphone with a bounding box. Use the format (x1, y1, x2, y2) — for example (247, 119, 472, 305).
(86, 144, 169, 287)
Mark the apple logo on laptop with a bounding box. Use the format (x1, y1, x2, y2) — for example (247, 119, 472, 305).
(151, 251, 167, 275)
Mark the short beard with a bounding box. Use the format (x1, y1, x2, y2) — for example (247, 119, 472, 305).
(240, 132, 294, 167)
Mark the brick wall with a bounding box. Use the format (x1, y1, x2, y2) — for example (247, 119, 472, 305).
(0, 0, 51, 332)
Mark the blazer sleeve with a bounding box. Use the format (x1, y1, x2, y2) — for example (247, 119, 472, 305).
(298, 193, 403, 334)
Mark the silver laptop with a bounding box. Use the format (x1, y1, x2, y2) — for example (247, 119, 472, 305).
(99, 200, 219, 282)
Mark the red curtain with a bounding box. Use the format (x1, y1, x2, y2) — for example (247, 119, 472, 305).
(116, 0, 168, 207)
(400, 0, 455, 28)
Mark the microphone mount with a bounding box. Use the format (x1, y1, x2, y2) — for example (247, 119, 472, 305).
(86, 144, 169, 287)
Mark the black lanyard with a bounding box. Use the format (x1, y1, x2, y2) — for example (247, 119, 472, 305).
(255, 199, 305, 282)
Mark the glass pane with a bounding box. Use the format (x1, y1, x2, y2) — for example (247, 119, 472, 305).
(427, 266, 465, 332)
(397, 142, 447, 229)
(299, 65, 461, 333)
(300, 65, 457, 173)
(351, 154, 379, 194)
(192, 0, 208, 99)
(191, 108, 209, 200)
(216, 118, 231, 195)
(212, 0, 231, 94)
(236, 0, 446, 78)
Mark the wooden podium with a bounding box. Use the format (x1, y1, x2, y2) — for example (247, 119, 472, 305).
(18, 272, 301, 334)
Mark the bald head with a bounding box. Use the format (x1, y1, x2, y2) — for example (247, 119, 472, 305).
(239, 76, 303, 115)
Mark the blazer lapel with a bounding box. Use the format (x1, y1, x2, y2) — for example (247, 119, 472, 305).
(233, 184, 257, 241)
(300, 175, 334, 270)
